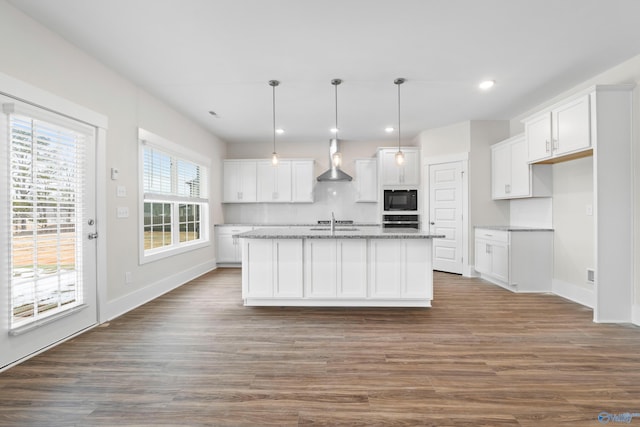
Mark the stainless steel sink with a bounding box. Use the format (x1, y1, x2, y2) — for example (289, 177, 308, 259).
(309, 227, 360, 231)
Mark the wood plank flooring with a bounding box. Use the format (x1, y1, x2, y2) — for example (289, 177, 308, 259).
(1, 269, 640, 426)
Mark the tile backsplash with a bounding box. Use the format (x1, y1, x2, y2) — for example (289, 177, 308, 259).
(222, 181, 380, 224)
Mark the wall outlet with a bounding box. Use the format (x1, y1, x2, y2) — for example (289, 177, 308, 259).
(587, 268, 595, 284)
(585, 204, 593, 216)
(125, 272, 132, 284)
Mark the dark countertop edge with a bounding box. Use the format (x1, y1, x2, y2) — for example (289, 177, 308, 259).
(475, 225, 554, 232)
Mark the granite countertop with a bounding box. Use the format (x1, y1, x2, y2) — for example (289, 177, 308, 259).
(475, 225, 554, 232)
(237, 227, 444, 239)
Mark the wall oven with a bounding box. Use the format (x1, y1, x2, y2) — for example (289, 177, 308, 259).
(383, 189, 418, 212)
(382, 214, 420, 230)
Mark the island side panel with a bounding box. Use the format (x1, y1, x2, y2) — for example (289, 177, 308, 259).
(403, 239, 434, 300)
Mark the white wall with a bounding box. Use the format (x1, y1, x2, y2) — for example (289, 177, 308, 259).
(419, 121, 471, 157)
(419, 120, 509, 267)
(552, 157, 594, 290)
(0, 1, 226, 317)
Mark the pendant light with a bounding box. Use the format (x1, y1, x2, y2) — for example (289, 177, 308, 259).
(331, 78, 342, 167)
(269, 79, 280, 166)
(394, 78, 405, 166)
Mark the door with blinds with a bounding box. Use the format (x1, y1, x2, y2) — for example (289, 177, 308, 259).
(0, 96, 98, 369)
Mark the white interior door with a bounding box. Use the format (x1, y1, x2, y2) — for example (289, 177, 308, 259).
(429, 161, 463, 274)
(1, 97, 98, 370)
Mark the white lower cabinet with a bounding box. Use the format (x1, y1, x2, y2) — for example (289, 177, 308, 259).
(216, 226, 253, 263)
(304, 239, 367, 299)
(242, 239, 303, 298)
(369, 239, 432, 299)
(474, 228, 552, 292)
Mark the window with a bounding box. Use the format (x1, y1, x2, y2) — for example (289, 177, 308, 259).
(4, 105, 91, 329)
(139, 129, 209, 263)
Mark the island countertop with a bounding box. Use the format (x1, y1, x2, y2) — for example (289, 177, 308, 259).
(237, 227, 444, 239)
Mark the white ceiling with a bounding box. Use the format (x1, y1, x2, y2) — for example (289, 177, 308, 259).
(9, 0, 640, 146)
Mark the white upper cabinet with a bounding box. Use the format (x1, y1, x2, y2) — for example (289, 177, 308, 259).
(491, 134, 551, 199)
(525, 93, 591, 163)
(354, 158, 378, 202)
(291, 160, 314, 203)
(223, 160, 257, 203)
(223, 158, 314, 204)
(257, 160, 292, 202)
(379, 147, 420, 186)
(552, 94, 591, 157)
(525, 112, 552, 162)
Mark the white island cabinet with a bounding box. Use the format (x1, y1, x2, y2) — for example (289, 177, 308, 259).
(239, 227, 440, 307)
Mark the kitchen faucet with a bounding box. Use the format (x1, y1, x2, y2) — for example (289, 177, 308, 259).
(331, 212, 336, 234)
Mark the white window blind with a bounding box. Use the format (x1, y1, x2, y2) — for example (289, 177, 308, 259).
(5, 104, 91, 329)
(139, 129, 209, 262)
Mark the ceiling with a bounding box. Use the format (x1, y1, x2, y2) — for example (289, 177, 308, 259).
(8, 0, 640, 146)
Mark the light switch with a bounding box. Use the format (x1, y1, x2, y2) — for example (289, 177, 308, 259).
(585, 204, 593, 216)
(116, 207, 129, 218)
(116, 185, 127, 197)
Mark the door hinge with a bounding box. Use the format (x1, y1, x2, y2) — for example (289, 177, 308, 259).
(88, 232, 99, 240)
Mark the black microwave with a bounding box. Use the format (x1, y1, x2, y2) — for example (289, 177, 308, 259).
(383, 189, 418, 211)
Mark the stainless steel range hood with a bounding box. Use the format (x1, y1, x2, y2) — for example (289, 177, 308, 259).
(317, 138, 353, 182)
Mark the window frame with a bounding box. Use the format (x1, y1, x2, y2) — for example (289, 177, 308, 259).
(138, 128, 210, 264)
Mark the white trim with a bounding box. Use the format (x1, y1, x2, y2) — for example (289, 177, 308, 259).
(139, 128, 210, 167)
(552, 278, 595, 309)
(103, 260, 216, 321)
(0, 71, 108, 129)
(96, 127, 109, 323)
(632, 305, 640, 327)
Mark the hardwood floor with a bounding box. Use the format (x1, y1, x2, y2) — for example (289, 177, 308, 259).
(1, 269, 640, 426)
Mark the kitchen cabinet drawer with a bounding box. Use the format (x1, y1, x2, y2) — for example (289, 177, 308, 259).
(475, 228, 508, 244)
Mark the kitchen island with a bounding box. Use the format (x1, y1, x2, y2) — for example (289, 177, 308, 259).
(237, 227, 442, 307)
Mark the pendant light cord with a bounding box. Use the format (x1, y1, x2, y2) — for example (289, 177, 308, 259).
(334, 81, 339, 139)
(397, 82, 401, 151)
(272, 83, 276, 153)
(395, 78, 405, 151)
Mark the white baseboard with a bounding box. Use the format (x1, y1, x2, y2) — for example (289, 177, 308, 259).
(102, 260, 217, 322)
(633, 305, 640, 327)
(463, 264, 478, 278)
(552, 278, 595, 309)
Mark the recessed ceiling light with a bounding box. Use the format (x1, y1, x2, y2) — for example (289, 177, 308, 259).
(275, 128, 285, 134)
(479, 80, 495, 90)
(385, 127, 395, 133)
(330, 127, 339, 133)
